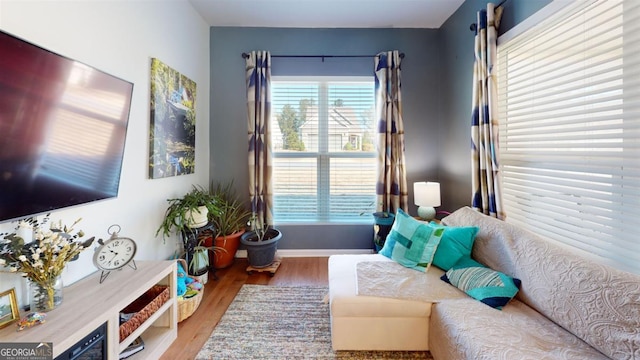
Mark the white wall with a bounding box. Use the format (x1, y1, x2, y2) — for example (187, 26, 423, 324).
(0, 0, 210, 306)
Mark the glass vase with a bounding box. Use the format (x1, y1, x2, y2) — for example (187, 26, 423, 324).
(29, 276, 63, 312)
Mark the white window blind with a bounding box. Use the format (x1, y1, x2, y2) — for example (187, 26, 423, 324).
(497, 0, 640, 274)
(271, 77, 376, 223)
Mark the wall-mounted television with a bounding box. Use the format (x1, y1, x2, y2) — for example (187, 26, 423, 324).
(0, 30, 134, 223)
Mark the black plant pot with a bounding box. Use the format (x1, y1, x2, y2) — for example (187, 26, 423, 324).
(240, 229, 282, 268)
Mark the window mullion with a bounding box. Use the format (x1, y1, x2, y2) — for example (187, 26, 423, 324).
(318, 154, 330, 221)
(318, 81, 330, 220)
(318, 81, 329, 153)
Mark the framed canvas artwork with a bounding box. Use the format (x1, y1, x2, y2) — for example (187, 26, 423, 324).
(149, 58, 197, 179)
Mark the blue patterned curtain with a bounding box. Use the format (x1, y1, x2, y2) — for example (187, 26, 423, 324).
(246, 51, 273, 227)
(471, 4, 505, 219)
(375, 50, 408, 214)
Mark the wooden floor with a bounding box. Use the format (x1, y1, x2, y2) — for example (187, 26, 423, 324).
(159, 256, 329, 360)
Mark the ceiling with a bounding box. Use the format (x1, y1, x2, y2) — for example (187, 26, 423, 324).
(188, 0, 466, 29)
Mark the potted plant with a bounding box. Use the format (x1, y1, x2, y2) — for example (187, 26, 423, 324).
(180, 234, 226, 282)
(240, 215, 282, 268)
(156, 185, 221, 278)
(206, 181, 251, 269)
(156, 185, 220, 240)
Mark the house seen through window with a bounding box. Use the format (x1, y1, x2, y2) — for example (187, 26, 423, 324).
(271, 77, 377, 223)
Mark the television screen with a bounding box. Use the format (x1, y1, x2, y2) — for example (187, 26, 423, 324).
(0, 30, 133, 223)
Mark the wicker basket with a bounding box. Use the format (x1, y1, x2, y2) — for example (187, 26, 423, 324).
(178, 287, 203, 322)
(177, 259, 204, 322)
(119, 285, 170, 342)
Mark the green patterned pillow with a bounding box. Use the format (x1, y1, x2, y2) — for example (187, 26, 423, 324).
(429, 222, 479, 271)
(441, 257, 521, 309)
(379, 209, 444, 272)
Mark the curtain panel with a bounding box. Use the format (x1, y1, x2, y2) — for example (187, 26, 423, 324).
(246, 50, 273, 227)
(471, 3, 505, 219)
(375, 50, 408, 215)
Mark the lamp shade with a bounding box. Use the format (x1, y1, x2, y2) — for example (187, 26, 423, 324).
(413, 182, 441, 207)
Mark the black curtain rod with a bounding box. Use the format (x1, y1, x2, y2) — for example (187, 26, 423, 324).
(469, 0, 508, 32)
(241, 52, 405, 60)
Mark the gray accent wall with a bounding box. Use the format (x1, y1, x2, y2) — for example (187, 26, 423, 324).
(210, 27, 441, 250)
(210, 0, 551, 250)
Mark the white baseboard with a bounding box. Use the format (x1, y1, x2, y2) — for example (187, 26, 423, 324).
(235, 249, 374, 258)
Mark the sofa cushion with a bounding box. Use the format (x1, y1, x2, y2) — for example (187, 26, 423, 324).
(328, 254, 432, 351)
(442, 207, 640, 359)
(441, 257, 521, 309)
(429, 298, 610, 360)
(379, 209, 443, 272)
(355, 260, 467, 303)
(328, 254, 432, 318)
(429, 222, 478, 271)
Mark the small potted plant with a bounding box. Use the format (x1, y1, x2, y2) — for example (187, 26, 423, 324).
(240, 214, 282, 268)
(205, 182, 251, 269)
(156, 185, 220, 240)
(181, 236, 225, 280)
(157, 185, 221, 278)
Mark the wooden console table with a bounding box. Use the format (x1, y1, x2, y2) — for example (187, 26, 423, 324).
(0, 260, 177, 359)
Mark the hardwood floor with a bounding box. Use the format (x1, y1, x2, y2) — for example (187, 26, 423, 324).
(160, 257, 329, 360)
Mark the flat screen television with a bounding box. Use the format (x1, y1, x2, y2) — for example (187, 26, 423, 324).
(0, 30, 133, 223)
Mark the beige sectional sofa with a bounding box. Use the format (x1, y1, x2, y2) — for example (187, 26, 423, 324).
(328, 207, 640, 359)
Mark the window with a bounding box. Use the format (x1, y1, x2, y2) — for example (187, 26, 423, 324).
(271, 77, 377, 223)
(497, 0, 640, 274)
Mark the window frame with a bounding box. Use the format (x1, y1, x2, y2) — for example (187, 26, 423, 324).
(271, 76, 377, 225)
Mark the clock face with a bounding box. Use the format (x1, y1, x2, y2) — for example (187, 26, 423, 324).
(93, 238, 137, 271)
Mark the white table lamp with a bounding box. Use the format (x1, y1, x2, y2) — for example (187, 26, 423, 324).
(414, 182, 441, 221)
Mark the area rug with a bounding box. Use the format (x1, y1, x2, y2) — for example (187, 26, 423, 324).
(196, 284, 433, 359)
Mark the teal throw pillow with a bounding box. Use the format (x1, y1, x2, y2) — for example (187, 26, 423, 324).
(379, 209, 444, 272)
(441, 257, 521, 310)
(430, 222, 479, 271)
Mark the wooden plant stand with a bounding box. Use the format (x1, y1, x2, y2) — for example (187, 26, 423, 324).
(246, 256, 282, 277)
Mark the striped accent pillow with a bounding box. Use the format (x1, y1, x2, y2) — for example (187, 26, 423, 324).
(441, 257, 521, 310)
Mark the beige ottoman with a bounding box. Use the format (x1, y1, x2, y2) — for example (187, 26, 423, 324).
(328, 254, 434, 351)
